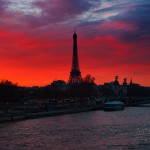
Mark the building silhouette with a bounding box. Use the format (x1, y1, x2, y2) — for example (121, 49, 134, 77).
(104, 76, 128, 97)
(122, 78, 127, 96)
(68, 30, 82, 84)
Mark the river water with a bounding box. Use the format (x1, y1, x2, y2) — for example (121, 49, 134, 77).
(0, 107, 150, 150)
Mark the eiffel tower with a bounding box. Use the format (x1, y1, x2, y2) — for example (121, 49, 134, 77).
(68, 30, 82, 84)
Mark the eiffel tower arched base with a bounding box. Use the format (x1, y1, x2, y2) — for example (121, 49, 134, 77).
(68, 76, 82, 84)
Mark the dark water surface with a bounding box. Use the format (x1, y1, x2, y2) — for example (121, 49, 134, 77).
(0, 107, 150, 150)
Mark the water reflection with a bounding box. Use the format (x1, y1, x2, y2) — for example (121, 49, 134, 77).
(0, 107, 150, 150)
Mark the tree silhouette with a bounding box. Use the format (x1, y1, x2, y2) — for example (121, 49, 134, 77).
(83, 74, 95, 83)
(69, 74, 98, 98)
(0, 80, 18, 105)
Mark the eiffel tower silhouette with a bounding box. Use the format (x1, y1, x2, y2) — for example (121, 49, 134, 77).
(68, 29, 82, 84)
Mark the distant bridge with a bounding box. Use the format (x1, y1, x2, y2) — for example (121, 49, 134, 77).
(128, 97, 150, 106)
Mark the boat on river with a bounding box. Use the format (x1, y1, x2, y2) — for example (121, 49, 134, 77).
(103, 101, 124, 111)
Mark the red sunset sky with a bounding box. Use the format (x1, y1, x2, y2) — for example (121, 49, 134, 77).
(0, 0, 150, 86)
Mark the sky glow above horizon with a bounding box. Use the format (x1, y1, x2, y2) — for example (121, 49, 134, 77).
(0, 0, 150, 86)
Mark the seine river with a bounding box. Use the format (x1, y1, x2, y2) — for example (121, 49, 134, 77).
(0, 107, 150, 150)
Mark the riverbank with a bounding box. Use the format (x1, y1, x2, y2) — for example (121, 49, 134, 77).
(0, 106, 96, 122)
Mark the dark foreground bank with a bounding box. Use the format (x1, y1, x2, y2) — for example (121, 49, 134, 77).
(0, 106, 95, 122)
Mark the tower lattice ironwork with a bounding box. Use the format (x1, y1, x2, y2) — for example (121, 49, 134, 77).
(68, 30, 82, 84)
